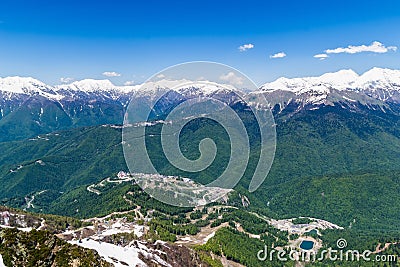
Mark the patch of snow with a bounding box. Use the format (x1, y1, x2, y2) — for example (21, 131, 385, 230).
(96, 225, 144, 239)
(69, 239, 146, 267)
(1, 225, 34, 232)
(204, 232, 215, 242)
(18, 227, 33, 232)
(342, 95, 356, 102)
(0, 254, 6, 267)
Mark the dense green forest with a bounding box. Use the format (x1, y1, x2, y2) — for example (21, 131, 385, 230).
(0, 104, 399, 267)
(1, 104, 395, 231)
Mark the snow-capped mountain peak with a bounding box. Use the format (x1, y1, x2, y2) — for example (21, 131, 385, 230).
(2, 67, 400, 114)
(0, 76, 63, 100)
(257, 67, 400, 111)
(355, 67, 400, 90)
(318, 69, 359, 86)
(130, 78, 239, 98)
(260, 69, 360, 93)
(0, 76, 51, 94)
(56, 79, 117, 92)
(260, 67, 400, 94)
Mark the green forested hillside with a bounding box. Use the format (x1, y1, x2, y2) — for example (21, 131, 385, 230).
(251, 105, 400, 230)
(0, 125, 126, 200)
(0, 105, 400, 233)
(0, 96, 125, 142)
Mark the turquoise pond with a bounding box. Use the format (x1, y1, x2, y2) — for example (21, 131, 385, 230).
(300, 240, 314, 250)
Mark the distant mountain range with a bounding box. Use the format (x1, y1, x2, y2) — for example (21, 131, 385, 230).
(258, 67, 400, 113)
(1, 66, 400, 111)
(0, 67, 398, 143)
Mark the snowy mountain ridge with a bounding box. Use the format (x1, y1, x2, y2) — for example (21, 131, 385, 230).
(0, 77, 241, 104)
(1, 67, 400, 111)
(260, 67, 400, 93)
(256, 67, 400, 110)
(1, 67, 400, 98)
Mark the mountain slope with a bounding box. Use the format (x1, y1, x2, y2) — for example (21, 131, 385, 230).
(0, 125, 126, 201)
(1, 68, 400, 232)
(258, 68, 400, 114)
(1, 102, 400, 231)
(0, 77, 131, 142)
(1, 68, 399, 143)
(0, 228, 112, 267)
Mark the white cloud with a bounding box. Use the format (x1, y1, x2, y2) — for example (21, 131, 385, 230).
(124, 80, 135, 86)
(270, 52, 287, 59)
(102, 71, 121, 77)
(219, 72, 244, 86)
(314, 53, 329, 60)
(325, 41, 397, 54)
(60, 77, 74, 84)
(238, 43, 254, 52)
(156, 74, 166, 79)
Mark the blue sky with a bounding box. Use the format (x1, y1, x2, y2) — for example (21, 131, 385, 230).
(0, 0, 399, 86)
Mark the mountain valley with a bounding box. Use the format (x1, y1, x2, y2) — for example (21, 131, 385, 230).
(1, 68, 400, 266)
